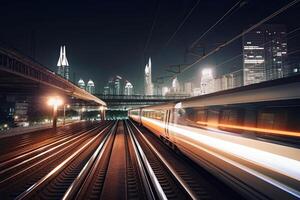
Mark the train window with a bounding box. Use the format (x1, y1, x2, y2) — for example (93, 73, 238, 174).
(257, 109, 288, 130)
(196, 110, 208, 123)
(258, 112, 275, 129)
(130, 110, 139, 116)
(207, 109, 220, 127)
(174, 108, 188, 125)
(174, 107, 208, 127)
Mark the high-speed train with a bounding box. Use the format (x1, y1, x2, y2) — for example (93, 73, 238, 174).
(129, 75, 300, 200)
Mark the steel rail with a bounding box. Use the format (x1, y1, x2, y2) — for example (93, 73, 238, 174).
(15, 124, 112, 200)
(125, 120, 167, 200)
(0, 125, 102, 183)
(62, 122, 118, 200)
(0, 125, 101, 172)
(129, 120, 198, 200)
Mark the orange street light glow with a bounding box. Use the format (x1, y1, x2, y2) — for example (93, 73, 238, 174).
(196, 121, 300, 137)
(47, 97, 63, 107)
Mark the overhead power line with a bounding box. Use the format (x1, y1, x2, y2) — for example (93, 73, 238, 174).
(168, 0, 300, 81)
(144, 0, 160, 56)
(163, 0, 201, 48)
(189, 0, 244, 51)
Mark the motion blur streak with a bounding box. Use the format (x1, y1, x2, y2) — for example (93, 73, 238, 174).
(142, 117, 300, 181)
(196, 121, 300, 137)
(177, 137, 300, 198)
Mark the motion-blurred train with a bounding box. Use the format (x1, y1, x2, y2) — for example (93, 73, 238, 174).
(129, 75, 300, 200)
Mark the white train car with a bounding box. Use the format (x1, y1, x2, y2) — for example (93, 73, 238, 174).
(129, 75, 300, 200)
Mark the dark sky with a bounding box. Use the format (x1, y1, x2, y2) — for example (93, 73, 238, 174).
(1, 0, 299, 93)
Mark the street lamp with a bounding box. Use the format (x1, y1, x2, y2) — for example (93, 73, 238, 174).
(81, 107, 86, 120)
(47, 96, 63, 128)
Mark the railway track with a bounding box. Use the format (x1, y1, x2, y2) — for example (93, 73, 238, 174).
(61, 120, 198, 200)
(128, 119, 245, 200)
(0, 121, 99, 162)
(0, 121, 113, 199)
(0, 120, 246, 199)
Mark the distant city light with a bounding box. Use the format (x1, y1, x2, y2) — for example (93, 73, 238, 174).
(202, 68, 213, 76)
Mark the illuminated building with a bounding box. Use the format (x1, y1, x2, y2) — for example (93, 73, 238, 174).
(103, 75, 126, 95)
(57, 45, 70, 80)
(162, 86, 169, 96)
(114, 76, 122, 95)
(124, 81, 134, 95)
(200, 68, 214, 94)
(243, 24, 287, 85)
(86, 79, 95, 94)
(78, 79, 85, 89)
(172, 77, 180, 92)
(264, 25, 288, 80)
(144, 57, 153, 95)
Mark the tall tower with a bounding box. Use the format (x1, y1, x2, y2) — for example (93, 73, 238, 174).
(144, 57, 153, 95)
(124, 81, 134, 95)
(243, 24, 287, 86)
(86, 79, 95, 94)
(78, 78, 85, 89)
(57, 45, 70, 80)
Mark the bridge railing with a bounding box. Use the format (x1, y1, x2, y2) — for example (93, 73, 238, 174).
(96, 94, 190, 100)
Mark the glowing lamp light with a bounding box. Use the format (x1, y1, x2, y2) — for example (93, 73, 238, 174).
(202, 68, 212, 76)
(47, 97, 63, 107)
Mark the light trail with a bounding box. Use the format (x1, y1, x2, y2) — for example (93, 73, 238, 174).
(196, 121, 300, 137)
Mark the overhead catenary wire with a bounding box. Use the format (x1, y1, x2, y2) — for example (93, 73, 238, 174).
(163, 0, 201, 49)
(144, 0, 160, 57)
(167, 0, 300, 81)
(189, 0, 243, 51)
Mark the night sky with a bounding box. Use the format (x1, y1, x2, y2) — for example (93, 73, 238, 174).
(1, 0, 299, 93)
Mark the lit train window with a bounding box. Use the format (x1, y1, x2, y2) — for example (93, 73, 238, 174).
(258, 112, 275, 129)
(207, 109, 220, 127)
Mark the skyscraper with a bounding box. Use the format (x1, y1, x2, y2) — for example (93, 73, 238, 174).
(78, 78, 85, 89)
(57, 45, 70, 80)
(243, 24, 288, 85)
(114, 76, 122, 95)
(200, 68, 214, 94)
(86, 79, 95, 94)
(264, 24, 288, 80)
(144, 57, 153, 95)
(124, 81, 134, 95)
(172, 77, 180, 92)
(243, 27, 266, 85)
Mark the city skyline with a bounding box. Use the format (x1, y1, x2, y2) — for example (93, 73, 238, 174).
(1, 0, 300, 94)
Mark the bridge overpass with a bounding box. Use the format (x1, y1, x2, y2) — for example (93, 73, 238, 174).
(95, 94, 189, 109)
(0, 45, 106, 127)
(0, 46, 105, 106)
